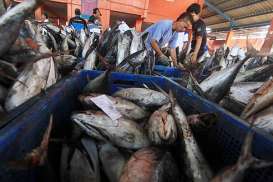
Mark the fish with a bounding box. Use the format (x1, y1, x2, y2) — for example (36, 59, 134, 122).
(84, 49, 97, 70)
(119, 49, 147, 73)
(113, 87, 169, 107)
(241, 78, 273, 119)
(235, 64, 273, 83)
(229, 82, 263, 105)
(0, 0, 44, 57)
(0, 59, 18, 85)
(79, 93, 150, 120)
(117, 30, 132, 66)
(99, 143, 127, 182)
(47, 31, 58, 51)
(5, 56, 57, 111)
(247, 105, 273, 135)
(211, 132, 273, 182)
(71, 110, 150, 149)
(130, 29, 142, 55)
(61, 35, 69, 53)
(5, 23, 57, 111)
(82, 70, 110, 94)
(119, 147, 180, 182)
(200, 56, 250, 103)
(82, 35, 93, 59)
(219, 96, 246, 116)
(74, 37, 81, 57)
(171, 93, 213, 182)
(147, 104, 177, 145)
(80, 29, 87, 46)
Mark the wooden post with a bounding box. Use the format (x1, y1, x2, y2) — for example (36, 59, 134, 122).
(260, 19, 273, 54)
(225, 30, 234, 48)
(135, 18, 143, 32)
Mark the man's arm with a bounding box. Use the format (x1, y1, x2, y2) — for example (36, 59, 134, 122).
(191, 36, 202, 64)
(170, 48, 177, 66)
(151, 39, 164, 56)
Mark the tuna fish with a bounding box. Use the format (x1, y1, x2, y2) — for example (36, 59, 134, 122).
(148, 104, 177, 145)
(171, 94, 213, 182)
(241, 78, 273, 119)
(211, 132, 273, 182)
(247, 106, 273, 135)
(99, 143, 127, 182)
(113, 88, 169, 107)
(229, 82, 263, 105)
(116, 30, 132, 66)
(82, 70, 110, 94)
(54, 55, 77, 70)
(130, 29, 143, 55)
(200, 56, 250, 103)
(119, 147, 180, 182)
(0, 0, 44, 57)
(79, 93, 150, 120)
(235, 64, 273, 83)
(5, 23, 57, 111)
(83, 49, 97, 70)
(80, 29, 87, 46)
(71, 110, 150, 149)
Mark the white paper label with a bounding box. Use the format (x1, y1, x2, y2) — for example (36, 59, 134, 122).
(90, 95, 122, 121)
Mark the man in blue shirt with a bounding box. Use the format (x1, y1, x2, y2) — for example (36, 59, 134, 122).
(144, 12, 192, 66)
(69, 8, 87, 31)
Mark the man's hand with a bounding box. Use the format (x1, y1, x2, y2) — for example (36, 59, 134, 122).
(191, 52, 198, 64)
(158, 54, 171, 66)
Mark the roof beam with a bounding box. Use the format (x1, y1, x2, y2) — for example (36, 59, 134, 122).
(204, 0, 266, 19)
(211, 21, 270, 32)
(207, 9, 273, 27)
(204, 0, 237, 27)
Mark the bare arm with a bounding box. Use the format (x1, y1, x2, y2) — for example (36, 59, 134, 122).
(170, 48, 177, 66)
(192, 36, 202, 64)
(151, 39, 164, 56)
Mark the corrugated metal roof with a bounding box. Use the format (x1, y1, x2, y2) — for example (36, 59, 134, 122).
(202, 0, 273, 31)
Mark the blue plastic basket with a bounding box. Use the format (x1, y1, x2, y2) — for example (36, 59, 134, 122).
(0, 70, 272, 182)
(154, 65, 183, 78)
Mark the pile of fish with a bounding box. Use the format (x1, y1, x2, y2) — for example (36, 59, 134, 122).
(182, 45, 273, 136)
(56, 71, 272, 182)
(0, 0, 99, 116)
(0, 0, 62, 116)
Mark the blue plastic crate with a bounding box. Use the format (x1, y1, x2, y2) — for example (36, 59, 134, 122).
(0, 70, 273, 182)
(154, 65, 183, 78)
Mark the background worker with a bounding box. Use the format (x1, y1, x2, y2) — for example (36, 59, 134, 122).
(88, 8, 102, 24)
(69, 8, 87, 31)
(186, 3, 207, 65)
(144, 12, 192, 67)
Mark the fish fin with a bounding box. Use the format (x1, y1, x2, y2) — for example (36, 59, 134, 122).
(141, 32, 149, 43)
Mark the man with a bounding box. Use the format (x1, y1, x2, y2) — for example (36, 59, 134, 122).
(88, 8, 102, 24)
(144, 12, 192, 67)
(187, 3, 207, 65)
(69, 8, 87, 31)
